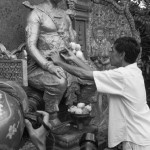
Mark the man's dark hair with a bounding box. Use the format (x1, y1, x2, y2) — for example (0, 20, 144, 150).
(114, 37, 140, 64)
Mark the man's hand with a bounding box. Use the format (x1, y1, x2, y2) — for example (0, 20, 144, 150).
(25, 111, 51, 150)
(51, 49, 76, 64)
(61, 49, 77, 62)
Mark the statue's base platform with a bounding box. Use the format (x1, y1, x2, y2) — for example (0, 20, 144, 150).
(46, 124, 98, 150)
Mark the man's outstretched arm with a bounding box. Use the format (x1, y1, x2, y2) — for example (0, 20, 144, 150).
(59, 61, 94, 80)
(51, 51, 94, 81)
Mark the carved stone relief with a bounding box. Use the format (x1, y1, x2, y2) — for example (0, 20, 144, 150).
(87, 0, 140, 58)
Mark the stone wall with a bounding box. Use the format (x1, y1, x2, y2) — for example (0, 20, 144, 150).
(0, 0, 43, 50)
(0, 0, 68, 50)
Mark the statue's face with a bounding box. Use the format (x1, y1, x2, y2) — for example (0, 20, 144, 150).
(97, 30, 104, 42)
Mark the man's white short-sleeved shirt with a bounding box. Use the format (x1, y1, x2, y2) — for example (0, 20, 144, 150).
(93, 63, 150, 148)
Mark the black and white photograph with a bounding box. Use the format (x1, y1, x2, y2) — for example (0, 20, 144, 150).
(0, 0, 150, 150)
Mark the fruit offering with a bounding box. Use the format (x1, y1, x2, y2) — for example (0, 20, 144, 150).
(68, 103, 92, 115)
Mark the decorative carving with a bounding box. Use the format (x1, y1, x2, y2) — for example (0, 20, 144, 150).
(66, 0, 91, 19)
(0, 60, 27, 86)
(0, 43, 27, 86)
(87, 0, 140, 58)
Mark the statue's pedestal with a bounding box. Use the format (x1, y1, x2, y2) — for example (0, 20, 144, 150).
(46, 124, 98, 150)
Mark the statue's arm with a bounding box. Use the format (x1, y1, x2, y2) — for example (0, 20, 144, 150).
(26, 10, 53, 70)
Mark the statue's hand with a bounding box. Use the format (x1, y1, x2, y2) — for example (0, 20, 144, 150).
(48, 66, 66, 79)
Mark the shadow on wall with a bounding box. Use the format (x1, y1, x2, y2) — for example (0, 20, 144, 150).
(0, 0, 43, 50)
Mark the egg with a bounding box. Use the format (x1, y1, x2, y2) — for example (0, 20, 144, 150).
(85, 105, 92, 112)
(68, 105, 78, 113)
(77, 103, 85, 108)
(75, 108, 82, 114)
(82, 107, 89, 114)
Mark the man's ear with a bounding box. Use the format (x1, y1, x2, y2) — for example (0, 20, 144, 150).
(119, 52, 125, 60)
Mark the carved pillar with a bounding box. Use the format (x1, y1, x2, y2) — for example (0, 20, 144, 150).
(66, 0, 91, 57)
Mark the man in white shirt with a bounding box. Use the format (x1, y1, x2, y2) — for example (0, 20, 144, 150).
(25, 37, 150, 150)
